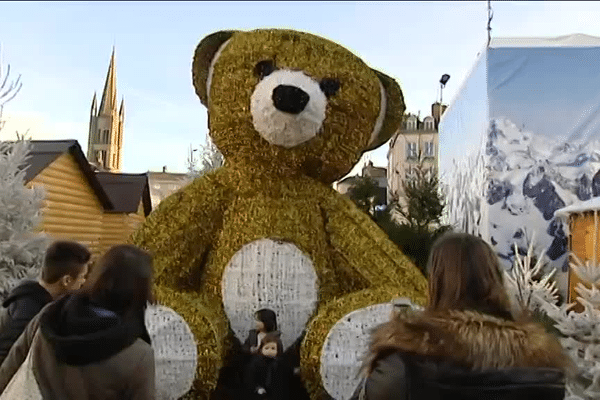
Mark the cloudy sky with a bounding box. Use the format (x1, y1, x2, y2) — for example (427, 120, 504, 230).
(2, 1, 600, 174)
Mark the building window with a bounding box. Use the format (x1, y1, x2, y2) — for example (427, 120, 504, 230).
(406, 116, 417, 131)
(103, 130, 109, 144)
(96, 150, 107, 166)
(424, 117, 434, 131)
(424, 141, 435, 157)
(406, 142, 418, 160)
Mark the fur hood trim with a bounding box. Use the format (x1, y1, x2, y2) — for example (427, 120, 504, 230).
(365, 310, 574, 374)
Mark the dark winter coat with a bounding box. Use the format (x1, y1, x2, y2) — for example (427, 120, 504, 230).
(0, 281, 52, 366)
(0, 293, 155, 399)
(352, 310, 575, 400)
(244, 354, 293, 400)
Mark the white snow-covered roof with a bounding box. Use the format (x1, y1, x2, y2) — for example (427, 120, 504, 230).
(555, 197, 600, 217)
(491, 34, 600, 48)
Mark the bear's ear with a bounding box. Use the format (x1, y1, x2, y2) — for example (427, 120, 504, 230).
(363, 69, 406, 153)
(192, 30, 237, 106)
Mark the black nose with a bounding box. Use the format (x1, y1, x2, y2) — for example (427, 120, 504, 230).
(272, 85, 309, 114)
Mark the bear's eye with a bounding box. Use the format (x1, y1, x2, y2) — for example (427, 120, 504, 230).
(319, 78, 340, 98)
(255, 60, 276, 80)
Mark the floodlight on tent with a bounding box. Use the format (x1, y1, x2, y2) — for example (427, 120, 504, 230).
(440, 74, 450, 87)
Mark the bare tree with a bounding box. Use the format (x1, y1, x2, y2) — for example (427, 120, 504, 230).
(0, 45, 23, 132)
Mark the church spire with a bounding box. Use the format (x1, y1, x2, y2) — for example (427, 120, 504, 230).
(98, 46, 117, 115)
(119, 96, 125, 118)
(87, 47, 125, 173)
(91, 92, 97, 115)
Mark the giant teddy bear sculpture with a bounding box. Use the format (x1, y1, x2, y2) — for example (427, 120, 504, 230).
(131, 29, 427, 398)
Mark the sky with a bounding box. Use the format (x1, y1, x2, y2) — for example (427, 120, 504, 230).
(2, 1, 600, 175)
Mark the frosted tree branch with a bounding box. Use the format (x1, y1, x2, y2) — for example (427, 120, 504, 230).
(0, 140, 49, 299)
(528, 253, 600, 399)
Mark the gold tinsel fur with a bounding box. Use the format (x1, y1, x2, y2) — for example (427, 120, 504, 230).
(130, 29, 426, 399)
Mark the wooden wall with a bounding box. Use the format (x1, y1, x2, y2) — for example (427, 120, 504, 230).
(27, 153, 148, 261)
(100, 203, 145, 254)
(27, 153, 104, 259)
(568, 212, 600, 309)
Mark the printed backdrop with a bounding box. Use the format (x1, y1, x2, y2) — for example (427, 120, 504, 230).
(439, 35, 600, 294)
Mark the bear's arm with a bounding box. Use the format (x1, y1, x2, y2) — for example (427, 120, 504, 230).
(320, 192, 427, 291)
(130, 169, 233, 287)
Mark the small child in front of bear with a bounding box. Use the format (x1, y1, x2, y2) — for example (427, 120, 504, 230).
(243, 308, 278, 354)
(244, 332, 292, 400)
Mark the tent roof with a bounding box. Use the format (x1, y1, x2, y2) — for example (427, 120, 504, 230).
(490, 33, 600, 48)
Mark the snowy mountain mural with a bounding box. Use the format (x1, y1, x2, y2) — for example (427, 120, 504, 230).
(440, 37, 600, 296)
(486, 118, 600, 271)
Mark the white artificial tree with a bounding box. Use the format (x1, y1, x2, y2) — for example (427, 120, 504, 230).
(504, 235, 560, 315)
(0, 140, 48, 300)
(186, 134, 225, 179)
(540, 254, 600, 400)
(0, 51, 47, 300)
(504, 235, 600, 400)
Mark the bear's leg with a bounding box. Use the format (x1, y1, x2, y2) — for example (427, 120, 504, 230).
(300, 286, 425, 400)
(154, 286, 229, 399)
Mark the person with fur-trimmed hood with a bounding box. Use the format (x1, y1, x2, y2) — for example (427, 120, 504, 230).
(352, 232, 575, 400)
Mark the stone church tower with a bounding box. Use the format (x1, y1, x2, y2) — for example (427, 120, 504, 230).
(87, 48, 124, 172)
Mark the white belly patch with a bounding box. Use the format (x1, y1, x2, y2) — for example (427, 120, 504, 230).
(221, 238, 319, 349)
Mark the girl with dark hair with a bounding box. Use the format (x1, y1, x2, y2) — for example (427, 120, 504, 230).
(0, 244, 155, 399)
(244, 332, 292, 400)
(352, 232, 575, 400)
(243, 308, 278, 354)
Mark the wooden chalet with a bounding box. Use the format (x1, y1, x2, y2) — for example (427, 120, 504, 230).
(556, 198, 600, 309)
(24, 140, 151, 259)
(96, 171, 152, 253)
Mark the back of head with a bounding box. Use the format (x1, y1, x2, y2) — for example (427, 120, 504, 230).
(86, 244, 153, 318)
(427, 232, 512, 319)
(41, 241, 91, 284)
(256, 308, 278, 332)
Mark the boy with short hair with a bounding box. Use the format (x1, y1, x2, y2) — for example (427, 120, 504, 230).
(0, 240, 91, 365)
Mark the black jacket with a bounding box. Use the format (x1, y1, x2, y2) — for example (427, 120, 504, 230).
(243, 354, 292, 400)
(0, 280, 52, 365)
(353, 353, 567, 400)
(354, 310, 575, 400)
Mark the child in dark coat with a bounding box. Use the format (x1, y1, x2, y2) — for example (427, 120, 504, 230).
(243, 308, 278, 354)
(244, 332, 293, 400)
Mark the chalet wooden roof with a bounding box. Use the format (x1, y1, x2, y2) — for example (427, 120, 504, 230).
(96, 172, 152, 216)
(25, 140, 113, 209)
